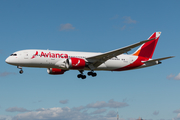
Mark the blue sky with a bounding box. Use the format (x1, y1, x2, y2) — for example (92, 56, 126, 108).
(0, 0, 180, 120)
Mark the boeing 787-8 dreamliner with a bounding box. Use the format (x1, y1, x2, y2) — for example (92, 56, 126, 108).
(5, 32, 174, 79)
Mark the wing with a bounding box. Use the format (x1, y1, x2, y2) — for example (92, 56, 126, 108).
(86, 38, 156, 70)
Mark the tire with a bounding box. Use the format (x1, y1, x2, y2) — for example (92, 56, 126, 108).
(87, 72, 92, 76)
(19, 70, 23, 74)
(92, 73, 97, 77)
(82, 75, 86, 79)
(77, 74, 81, 78)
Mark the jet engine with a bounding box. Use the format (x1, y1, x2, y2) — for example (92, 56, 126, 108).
(65, 58, 86, 69)
(47, 68, 66, 75)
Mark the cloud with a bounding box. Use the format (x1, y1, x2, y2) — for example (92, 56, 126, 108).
(86, 101, 106, 108)
(8, 99, 128, 120)
(36, 108, 46, 111)
(108, 99, 128, 108)
(12, 107, 118, 120)
(0, 72, 16, 77)
(59, 99, 69, 104)
(106, 110, 116, 117)
(120, 25, 126, 30)
(167, 73, 180, 80)
(167, 74, 175, 80)
(0, 118, 6, 120)
(174, 109, 180, 113)
(127, 118, 140, 120)
(72, 106, 85, 111)
(60, 23, 75, 31)
(6, 107, 29, 112)
(0, 115, 12, 120)
(112, 16, 136, 31)
(91, 109, 107, 114)
(153, 111, 159, 115)
(86, 99, 128, 109)
(123, 16, 137, 24)
(174, 73, 180, 80)
(175, 113, 180, 120)
(13, 107, 66, 120)
(110, 15, 136, 24)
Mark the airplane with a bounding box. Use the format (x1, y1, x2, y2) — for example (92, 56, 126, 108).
(5, 32, 174, 79)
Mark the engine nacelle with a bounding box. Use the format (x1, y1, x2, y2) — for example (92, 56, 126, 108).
(47, 68, 66, 75)
(65, 58, 86, 69)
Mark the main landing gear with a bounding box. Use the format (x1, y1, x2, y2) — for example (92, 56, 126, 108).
(77, 70, 86, 79)
(87, 71, 97, 77)
(77, 70, 97, 79)
(77, 74, 86, 79)
(17, 66, 23, 74)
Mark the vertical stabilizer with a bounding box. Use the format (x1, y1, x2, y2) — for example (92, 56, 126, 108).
(133, 32, 161, 59)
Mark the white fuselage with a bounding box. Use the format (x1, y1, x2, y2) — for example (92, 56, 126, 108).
(6, 49, 144, 71)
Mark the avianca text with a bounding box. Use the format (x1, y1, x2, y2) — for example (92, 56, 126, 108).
(32, 51, 68, 59)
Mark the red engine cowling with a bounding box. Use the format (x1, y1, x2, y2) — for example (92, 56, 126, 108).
(47, 68, 66, 75)
(66, 58, 86, 69)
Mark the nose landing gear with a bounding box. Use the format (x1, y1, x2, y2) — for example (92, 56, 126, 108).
(17, 66, 23, 74)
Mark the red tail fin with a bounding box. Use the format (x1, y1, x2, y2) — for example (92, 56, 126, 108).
(133, 32, 161, 59)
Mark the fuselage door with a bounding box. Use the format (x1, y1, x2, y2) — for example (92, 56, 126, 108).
(129, 57, 134, 64)
(24, 52, 29, 59)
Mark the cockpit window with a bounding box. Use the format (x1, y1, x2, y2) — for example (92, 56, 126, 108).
(10, 54, 17, 56)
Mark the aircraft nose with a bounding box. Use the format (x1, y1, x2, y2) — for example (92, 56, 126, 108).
(5, 57, 11, 64)
(5, 56, 19, 65)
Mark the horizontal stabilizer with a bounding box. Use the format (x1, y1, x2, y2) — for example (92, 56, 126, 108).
(142, 56, 175, 64)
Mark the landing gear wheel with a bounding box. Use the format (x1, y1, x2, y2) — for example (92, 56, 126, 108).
(92, 72, 97, 77)
(77, 74, 86, 79)
(17, 66, 23, 74)
(81, 75, 86, 79)
(77, 70, 86, 79)
(19, 70, 23, 74)
(77, 74, 82, 78)
(87, 72, 92, 76)
(87, 71, 97, 77)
